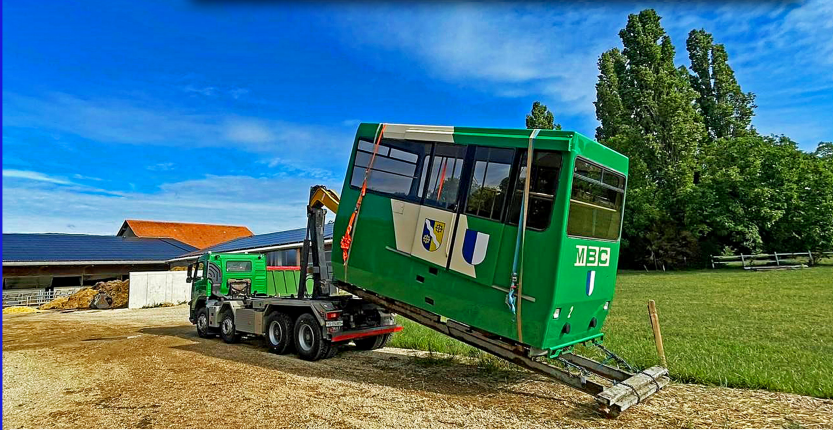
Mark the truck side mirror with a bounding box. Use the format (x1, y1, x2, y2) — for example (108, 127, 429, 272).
(186, 263, 193, 283)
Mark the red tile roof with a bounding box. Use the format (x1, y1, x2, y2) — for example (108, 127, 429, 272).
(119, 220, 253, 249)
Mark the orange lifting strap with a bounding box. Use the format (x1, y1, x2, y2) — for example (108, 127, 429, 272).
(340, 123, 387, 266)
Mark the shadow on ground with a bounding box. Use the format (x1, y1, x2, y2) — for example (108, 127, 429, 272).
(139, 324, 602, 418)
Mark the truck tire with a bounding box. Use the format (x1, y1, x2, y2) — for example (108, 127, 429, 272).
(219, 309, 240, 344)
(196, 307, 211, 338)
(264, 311, 292, 354)
(325, 344, 338, 359)
(293, 313, 329, 361)
(354, 333, 391, 350)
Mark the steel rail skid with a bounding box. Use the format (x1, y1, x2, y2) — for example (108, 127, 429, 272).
(337, 281, 669, 417)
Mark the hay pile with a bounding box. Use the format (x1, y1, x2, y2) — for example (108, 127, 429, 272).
(39, 280, 130, 310)
(94, 279, 130, 308)
(3, 306, 37, 314)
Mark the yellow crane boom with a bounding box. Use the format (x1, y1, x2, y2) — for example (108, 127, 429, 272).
(309, 185, 340, 213)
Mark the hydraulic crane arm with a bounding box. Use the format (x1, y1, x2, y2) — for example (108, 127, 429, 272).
(309, 185, 340, 213)
(299, 185, 340, 299)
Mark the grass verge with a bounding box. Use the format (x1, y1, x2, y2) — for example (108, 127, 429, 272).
(388, 266, 833, 398)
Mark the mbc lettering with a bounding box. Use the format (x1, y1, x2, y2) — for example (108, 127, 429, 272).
(575, 245, 610, 267)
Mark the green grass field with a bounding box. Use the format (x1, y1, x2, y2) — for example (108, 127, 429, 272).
(389, 266, 833, 398)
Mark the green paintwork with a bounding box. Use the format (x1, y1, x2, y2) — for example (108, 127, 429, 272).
(266, 269, 313, 296)
(189, 253, 312, 306)
(332, 123, 628, 354)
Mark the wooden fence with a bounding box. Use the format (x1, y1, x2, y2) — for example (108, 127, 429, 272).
(711, 251, 833, 270)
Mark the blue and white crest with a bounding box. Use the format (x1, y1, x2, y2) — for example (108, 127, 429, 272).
(586, 270, 596, 296)
(462, 229, 489, 265)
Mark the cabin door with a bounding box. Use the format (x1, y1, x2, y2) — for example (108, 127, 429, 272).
(447, 146, 516, 283)
(409, 143, 467, 268)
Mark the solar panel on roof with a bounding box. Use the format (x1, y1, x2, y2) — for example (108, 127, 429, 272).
(2, 233, 196, 263)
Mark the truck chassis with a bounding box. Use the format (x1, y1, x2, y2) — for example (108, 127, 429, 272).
(193, 294, 401, 361)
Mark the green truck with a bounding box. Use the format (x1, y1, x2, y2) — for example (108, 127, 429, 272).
(188, 123, 668, 416)
(187, 251, 401, 360)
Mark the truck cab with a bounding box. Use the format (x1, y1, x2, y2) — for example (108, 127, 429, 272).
(188, 253, 267, 312)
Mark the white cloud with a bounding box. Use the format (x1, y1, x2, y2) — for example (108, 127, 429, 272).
(72, 173, 104, 181)
(258, 157, 337, 181)
(223, 119, 277, 144)
(336, 4, 625, 115)
(2, 173, 345, 235)
(3, 169, 72, 185)
(334, 2, 831, 147)
(146, 163, 175, 172)
(2, 92, 355, 167)
(183, 85, 217, 96)
(228, 87, 250, 99)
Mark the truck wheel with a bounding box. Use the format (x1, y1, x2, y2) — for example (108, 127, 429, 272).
(196, 307, 211, 338)
(325, 343, 338, 359)
(355, 333, 391, 350)
(293, 313, 329, 361)
(264, 311, 292, 354)
(219, 310, 240, 344)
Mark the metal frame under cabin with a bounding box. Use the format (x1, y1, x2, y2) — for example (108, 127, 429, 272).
(337, 281, 669, 417)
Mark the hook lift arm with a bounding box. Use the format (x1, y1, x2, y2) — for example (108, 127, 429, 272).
(298, 185, 341, 299)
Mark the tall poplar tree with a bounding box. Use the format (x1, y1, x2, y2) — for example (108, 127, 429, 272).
(593, 9, 706, 266)
(686, 29, 756, 139)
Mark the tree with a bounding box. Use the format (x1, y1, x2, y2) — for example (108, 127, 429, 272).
(761, 137, 834, 255)
(686, 29, 756, 139)
(683, 135, 787, 255)
(593, 9, 706, 266)
(597, 10, 705, 196)
(589, 9, 832, 268)
(814, 141, 833, 160)
(525, 101, 561, 130)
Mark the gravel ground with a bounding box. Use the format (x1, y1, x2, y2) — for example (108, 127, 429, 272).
(3, 306, 832, 429)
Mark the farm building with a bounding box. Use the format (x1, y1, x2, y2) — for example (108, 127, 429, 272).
(2, 233, 196, 299)
(117, 219, 253, 249)
(169, 222, 335, 266)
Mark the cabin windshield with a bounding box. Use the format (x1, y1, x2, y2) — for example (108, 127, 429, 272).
(566, 158, 626, 241)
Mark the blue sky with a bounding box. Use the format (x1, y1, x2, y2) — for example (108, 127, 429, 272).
(3, 1, 832, 235)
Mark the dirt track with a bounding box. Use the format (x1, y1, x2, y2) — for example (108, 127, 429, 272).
(3, 306, 832, 429)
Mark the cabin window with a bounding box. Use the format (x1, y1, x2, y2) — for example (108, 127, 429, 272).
(267, 249, 297, 266)
(226, 261, 252, 272)
(421, 143, 466, 210)
(567, 158, 625, 241)
(350, 138, 429, 200)
(508, 150, 562, 231)
(465, 147, 514, 221)
(226, 261, 252, 273)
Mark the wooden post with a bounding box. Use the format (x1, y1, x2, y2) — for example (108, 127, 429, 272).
(774, 252, 780, 266)
(647, 300, 667, 368)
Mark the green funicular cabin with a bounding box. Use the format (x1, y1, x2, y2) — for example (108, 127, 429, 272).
(333, 123, 628, 356)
